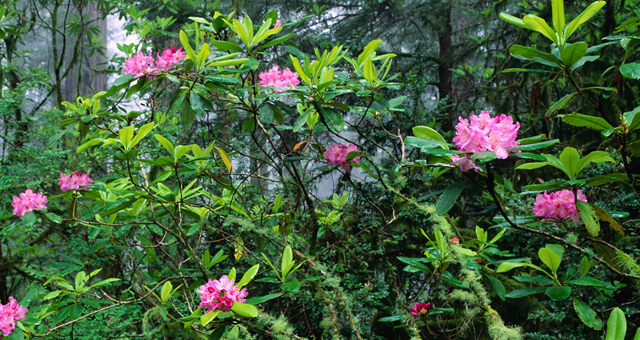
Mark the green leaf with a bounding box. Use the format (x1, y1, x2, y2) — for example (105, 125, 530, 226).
(190, 93, 206, 117)
(509, 139, 559, 151)
(545, 244, 565, 260)
(113, 74, 134, 87)
(591, 204, 625, 236)
(564, 1, 606, 40)
(180, 30, 197, 62)
(259, 33, 295, 50)
(211, 40, 243, 52)
(523, 15, 557, 44)
(579, 256, 594, 277)
(516, 162, 548, 170)
(546, 93, 577, 117)
(22, 212, 36, 227)
(358, 40, 382, 65)
(236, 264, 259, 288)
(435, 181, 466, 215)
(119, 126, 135, 150)
(561, 42, 587, 67)
(573, 298, 603, 330)
(565, 276, 615, 289)
(623, 106, 640, 133)
(505, 286, 547, 298)
(161, 281, 172, 303)
(496, 262, 549, 277)
(405, 136, 451, 150)
(245, 293, 282, 305)
(499, 13, 528, 29)
(43, 290, 62, 300)
(281, 246, 293, 279)
(551, 0, 565, 34)
(154, 134, 175, 157)
(231, 302, 259, 318)
(258, 103, 274, 125)
(45, 212, 62, 224)
(487, 275, 506, 301)
(242, 117, 256, 132)
(620, 63, 640, 79)
(362, 56, 375, 83)
(545, 286, 571, 301)
(605, 308, 627, 340)
(510, 45, 562, 67)
(180, 95, 196, 131)
(576, 151, 615, 176)
(571, 55, 599, 70)
(562, 113, 613, 131)
(413, 126, 447, 144)
(538, 248, 561, 274)
(577, 200, 600, 237)
(130, 122, 155, 148)
(281, 279, 301, 292)
(514, 275, 554, 285)
(559, 147, 581, 179)
(200, 310, 221, 326)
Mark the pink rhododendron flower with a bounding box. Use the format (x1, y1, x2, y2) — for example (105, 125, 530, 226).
(533, 189, 587, 226)
(197, 275, 248, 313)
(12, 189, 47, 219)
(60, 172, 93, 192)
(451, 155, 482, 172)
(156, 46, 185, 71)
(258, 65, 300, 92)
(123, 51, 159, 78)
(451, 111, 520, 172)
(0, 297, 28, 337)
(452, 237, 459, 244)
(411, 302, 431, 316)
(274, 19, 282, 28)
(323, 143, 361, 172)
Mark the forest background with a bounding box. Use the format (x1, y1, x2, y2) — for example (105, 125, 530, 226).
(0, 0, 639, 339)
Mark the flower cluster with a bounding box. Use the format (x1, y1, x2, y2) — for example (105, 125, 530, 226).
(451, 111, 520, 172)
(411, 302, 430, 316)
(323, 143, 361, 172)
(258, 65, 300, 92)
(60, 172, 93, 192)
(0, 297, 27, 337)
(197, 275, 248, 313)
(452, 237, 459, 244)
(124, 47, 185, 78)
(533, 189, 587, 225)
(12, 189, 47, 219)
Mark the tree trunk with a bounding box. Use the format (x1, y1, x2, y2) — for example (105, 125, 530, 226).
(438, 5, 454, 130)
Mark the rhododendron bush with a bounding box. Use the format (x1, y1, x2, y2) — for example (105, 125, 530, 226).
(2, 0, 640, 339)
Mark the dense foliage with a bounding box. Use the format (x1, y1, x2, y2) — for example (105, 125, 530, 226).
(1, 0, 640, 339)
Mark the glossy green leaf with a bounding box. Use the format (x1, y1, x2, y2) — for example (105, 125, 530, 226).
(281, 279, 301, 292)
(538, 248, 561, 274)
(561, 42, 587, 66)
(545, 286, 571, 301)
(551, 0, 565, 33)
(564, 1, 606, 40)
(579, 256, 594, 277)
(161, 281, 172, 303)
(562, 113, 613, 131)
(523, 15, 557, 43)
(605, 308, 626, 340)
(559, 147, 581, 179)
(200, 310, 221, 326)
(487, 275, 506, 301)
(237, 264, 260, 288)
(619, 63, 640, 79)
(510, 45, 561, 67)
(573, 298, 603, 330)
(436, 181, 466, 215)
(505, 286, 546, 298)
(231, 302, 259, 318)
(577, 200, 600, 237)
